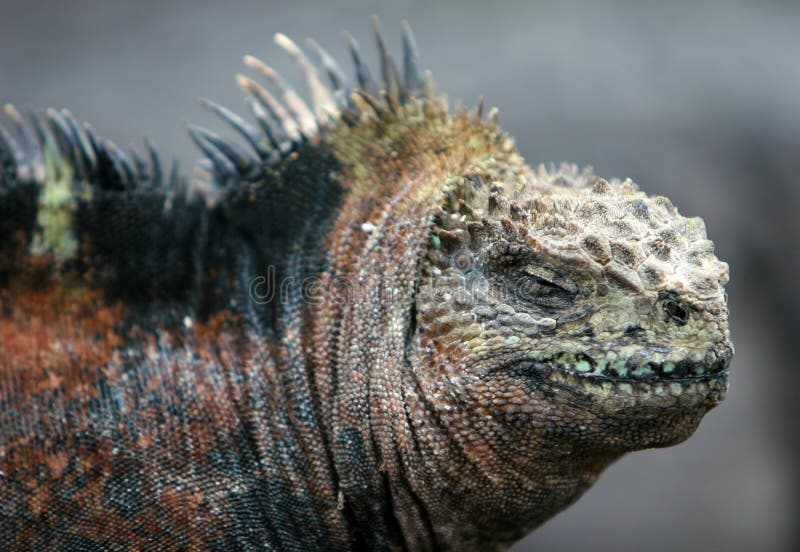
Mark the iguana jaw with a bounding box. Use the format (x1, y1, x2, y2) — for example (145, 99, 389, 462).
(503, 341, 731, 412)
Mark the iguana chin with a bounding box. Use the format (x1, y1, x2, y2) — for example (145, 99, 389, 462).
(0, 17, 732, 551)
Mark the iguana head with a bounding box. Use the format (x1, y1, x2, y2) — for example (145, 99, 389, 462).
(417, 163, 732, 459)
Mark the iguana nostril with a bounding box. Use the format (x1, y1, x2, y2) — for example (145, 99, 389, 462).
(663, 299, 689, 324)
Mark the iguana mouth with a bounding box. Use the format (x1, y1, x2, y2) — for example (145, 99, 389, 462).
(537, 351, 730, 409)
(550, 346, 732, 384)
(508, 355, 729, 408)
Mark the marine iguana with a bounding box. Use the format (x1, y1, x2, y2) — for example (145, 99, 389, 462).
(0, 18, 732, 551)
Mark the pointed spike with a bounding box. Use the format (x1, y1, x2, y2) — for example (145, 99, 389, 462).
(243, 54, 317, 137)
(90, 138, 119, 189)
(168, 160, 180, 190)
(344, 32, 378, 97)
(109, 141, 135, 186)
(370, 15, 401, 102)
(129, 145, 149, 183)
(45, 108, 84, 176)
(188, 127, 237, 177)
(81, 124, 101, 170)
(61, 109, 96, 174)
(306, 38, 350, 99)
(244, 96, 282, 151)
(476, 96, 485, 120)
(0, 124, 10, 159)
(487, 106, 499, 125)
(103, 139, 135, 188)
(275, 33, 338, 121)
(45, 108, 76, 152)
(188, 124, 256, 174)
(163, 159, 183, 207)
(0, 125, 27, 178)
(381, 89, 400, 116)
(30, 111, 62, 179)
(44, 108, 71, 145)
(401, 21, 423, 93)
(353, 90, 387, 119)
(4, 104, 45, 181)
(339, 108, 360, 127)
(423, 69, 437, 100)
(199, 97, 263, 156)
(236, 73, 301, 142)
(145, 138, 162, 187)
(30, 110, 58, 156)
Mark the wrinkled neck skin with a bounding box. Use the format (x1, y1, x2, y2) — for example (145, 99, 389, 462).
(298, 151, 615, 548)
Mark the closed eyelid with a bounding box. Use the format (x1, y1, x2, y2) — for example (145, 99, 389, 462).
(520, 264, 578, 294)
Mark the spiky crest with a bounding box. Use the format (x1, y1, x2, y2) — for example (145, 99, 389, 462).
(191, 18, 452, 189)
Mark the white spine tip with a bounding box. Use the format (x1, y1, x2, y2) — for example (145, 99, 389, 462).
(274, 33, 296, 52)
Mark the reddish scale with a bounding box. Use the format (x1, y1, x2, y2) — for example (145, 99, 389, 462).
(0, 257, 124, 399)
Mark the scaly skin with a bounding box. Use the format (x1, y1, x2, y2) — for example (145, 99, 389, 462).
(0, 19, 731, 550)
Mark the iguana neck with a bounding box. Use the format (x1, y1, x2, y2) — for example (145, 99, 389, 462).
(292, 106, 528, 548)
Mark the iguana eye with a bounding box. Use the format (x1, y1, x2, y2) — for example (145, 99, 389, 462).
(662, 298, 689, 325)
(515, 265, 577, 310)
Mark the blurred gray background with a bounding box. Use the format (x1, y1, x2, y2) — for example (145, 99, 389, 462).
(1, 1, 797, 550)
